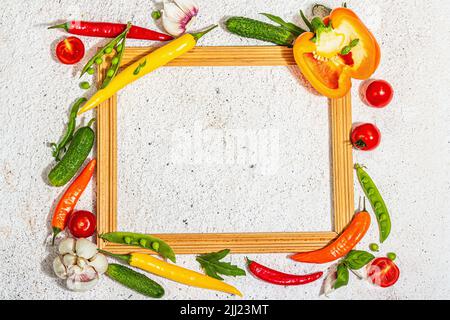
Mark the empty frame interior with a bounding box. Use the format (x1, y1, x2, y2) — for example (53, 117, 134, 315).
(96, 46, 354, 254)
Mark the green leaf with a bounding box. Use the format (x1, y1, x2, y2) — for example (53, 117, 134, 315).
(344, 250, 375, 270)
(260, 13, 306, 36)
(198, 249, 230, 261)
(300, 10, 313, 31)
(334, 263, 349, 289)
(197, 249, 246, 281)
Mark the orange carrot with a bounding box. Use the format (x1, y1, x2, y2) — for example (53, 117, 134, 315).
(51, 159, 96, 243)
(291, 211, 371, 264)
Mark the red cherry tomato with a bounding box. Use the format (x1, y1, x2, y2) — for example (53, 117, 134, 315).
(363, 79, 394, 108)
(351, 123, 381, 151)
(367, 258, 400, 288)
(68, 210, 96, 238)
(55, 37, 85, 65)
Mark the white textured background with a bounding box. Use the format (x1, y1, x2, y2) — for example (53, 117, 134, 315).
(0, 0, 449, 300)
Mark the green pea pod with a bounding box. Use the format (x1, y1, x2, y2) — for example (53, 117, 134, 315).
(80, 22, 131, 78)
(100, 232, 176, 263)
(51, 98, 87, 161)
(355, 164, 392, 243)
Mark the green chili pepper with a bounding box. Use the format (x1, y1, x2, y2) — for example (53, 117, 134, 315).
(50, 98, 87, 161)
(80, 22, 131, 78)
(355, 164, 392, 243)
(100, 232, 176, 263)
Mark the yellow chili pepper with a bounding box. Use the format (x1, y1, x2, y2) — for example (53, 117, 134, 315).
(100, 250, 242, 296)
(78, 25, 218, 115)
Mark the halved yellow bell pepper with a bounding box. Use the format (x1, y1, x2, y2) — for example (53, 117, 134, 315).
(293, 8, 380, 99)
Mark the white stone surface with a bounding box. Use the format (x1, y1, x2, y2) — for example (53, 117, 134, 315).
(0, 0, 449, 300)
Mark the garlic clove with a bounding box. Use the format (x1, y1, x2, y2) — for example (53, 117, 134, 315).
(88, 253, 109, 275)
(62, 254, 77, 268)
(53, 256, 68, 279)
(66, 265, 99, 292)
(58, 238, 76, 255)
(75, 238, 98, 260)
(77, 257, 89, 269)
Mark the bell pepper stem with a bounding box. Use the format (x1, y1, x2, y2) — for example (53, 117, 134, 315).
(98, 249, 131, 264)
(48, 22, 69, 32)
(190, 25, 218, 41)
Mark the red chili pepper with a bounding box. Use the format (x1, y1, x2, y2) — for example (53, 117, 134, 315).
(49, 21, 173, 41)
(247, 259, 323, 286)
(51, 159, 96, 244)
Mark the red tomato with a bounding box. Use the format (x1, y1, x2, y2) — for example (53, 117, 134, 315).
(55, 37, 85, 65)
(363, 79, 394, 108)
(351, 123, 381, 151)
(367, 258, 400, 288)
(68, 210, 96, 238)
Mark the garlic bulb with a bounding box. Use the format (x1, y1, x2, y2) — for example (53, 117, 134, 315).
(161, 0, 199, 36)
(52, 238, 108, 292)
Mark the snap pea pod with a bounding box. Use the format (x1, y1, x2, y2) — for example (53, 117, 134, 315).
(100, 232, 176, 263)
(51, 97, 86, 161)
(355, 164, 391, 243)
(80, 22, 131, 79)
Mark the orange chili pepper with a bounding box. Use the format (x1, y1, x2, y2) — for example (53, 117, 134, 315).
(51, 159, 96, 243)
(291, 209, 371, 264)
(293, 8, 380, 99)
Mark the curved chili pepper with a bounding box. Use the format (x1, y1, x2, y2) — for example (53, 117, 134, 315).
(49, 21, 173, 41)
(291, 210, 371, 264)
(51, 159, 96, 244)
(247, 259, 323, 286)
(51, 97, 86, 161)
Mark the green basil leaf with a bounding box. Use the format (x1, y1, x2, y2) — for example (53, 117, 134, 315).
(344, 250, 375, 270)
(196, 249, 246, 280)
(334, 263, 349, 289)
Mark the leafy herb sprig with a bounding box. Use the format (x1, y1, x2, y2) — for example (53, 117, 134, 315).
(333, 250, 375, 290)
(197, 249, 246, 281)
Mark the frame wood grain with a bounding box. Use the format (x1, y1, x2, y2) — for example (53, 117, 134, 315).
(96, 46, 354, 254)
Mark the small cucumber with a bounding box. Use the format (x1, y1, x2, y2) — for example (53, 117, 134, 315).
(225, 16, 295, 46)
(106, 263, 164, 298)
(48, 121, 95, 187)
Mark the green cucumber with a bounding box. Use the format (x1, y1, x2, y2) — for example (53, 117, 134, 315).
(48, 120, 95, 187)
(225, 17, 295, 46)
(106, 263, 164, 298)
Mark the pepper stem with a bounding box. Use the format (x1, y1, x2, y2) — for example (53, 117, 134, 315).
(51, 227, 61, 245)
(48, 22, 69, 32)
(190, 25, 218, 41)
(98, 249, 131, 264)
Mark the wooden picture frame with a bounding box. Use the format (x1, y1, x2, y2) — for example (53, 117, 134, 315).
(96, 46, 355, 254)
